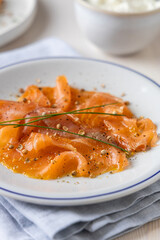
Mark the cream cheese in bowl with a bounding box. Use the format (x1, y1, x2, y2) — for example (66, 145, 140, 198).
(75, 0, 160, 55)
(87, 0, 160, 13)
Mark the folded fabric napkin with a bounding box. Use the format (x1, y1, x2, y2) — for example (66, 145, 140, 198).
(0, 38, 160, 240)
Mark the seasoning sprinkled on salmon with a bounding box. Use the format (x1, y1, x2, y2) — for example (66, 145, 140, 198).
(0, 76, 158, 179)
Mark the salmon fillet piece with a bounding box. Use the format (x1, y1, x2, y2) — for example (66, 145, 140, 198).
(0, 76, 158, 179)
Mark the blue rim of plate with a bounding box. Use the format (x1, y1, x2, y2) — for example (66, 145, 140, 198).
(0, 56, 159, 201)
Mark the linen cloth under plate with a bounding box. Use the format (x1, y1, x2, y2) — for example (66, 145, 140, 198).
(0, 38, 160, 240)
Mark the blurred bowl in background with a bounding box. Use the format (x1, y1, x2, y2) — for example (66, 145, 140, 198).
(74, 0, 160, 55)
(0, 0, 37, 48)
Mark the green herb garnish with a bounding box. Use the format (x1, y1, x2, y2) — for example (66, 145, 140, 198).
(0, 102, 121, 124)
(0, 122, 128, 152)
(0, 102, 128, 152)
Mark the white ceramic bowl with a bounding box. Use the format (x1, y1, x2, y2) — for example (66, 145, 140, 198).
(0, 0, 37, 48)
(74, 0, 160, 55)
(0, 57, 159, 206)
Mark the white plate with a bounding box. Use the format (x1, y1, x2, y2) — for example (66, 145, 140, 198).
(0, 0, 37, 48)
(0, 57, 159, 206)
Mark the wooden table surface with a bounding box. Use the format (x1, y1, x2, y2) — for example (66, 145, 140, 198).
(1, 0, 160, 239)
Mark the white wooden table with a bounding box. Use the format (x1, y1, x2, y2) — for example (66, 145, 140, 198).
(1, 0, 160, 239)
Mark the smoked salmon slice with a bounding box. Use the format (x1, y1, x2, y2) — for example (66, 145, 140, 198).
(18, 85, 51, 107)
(54, 76, 71, 111)
(0, 76, 158, 179)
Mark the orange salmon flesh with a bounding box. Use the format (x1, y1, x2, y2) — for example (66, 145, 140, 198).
(0, 76, 158, 179)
